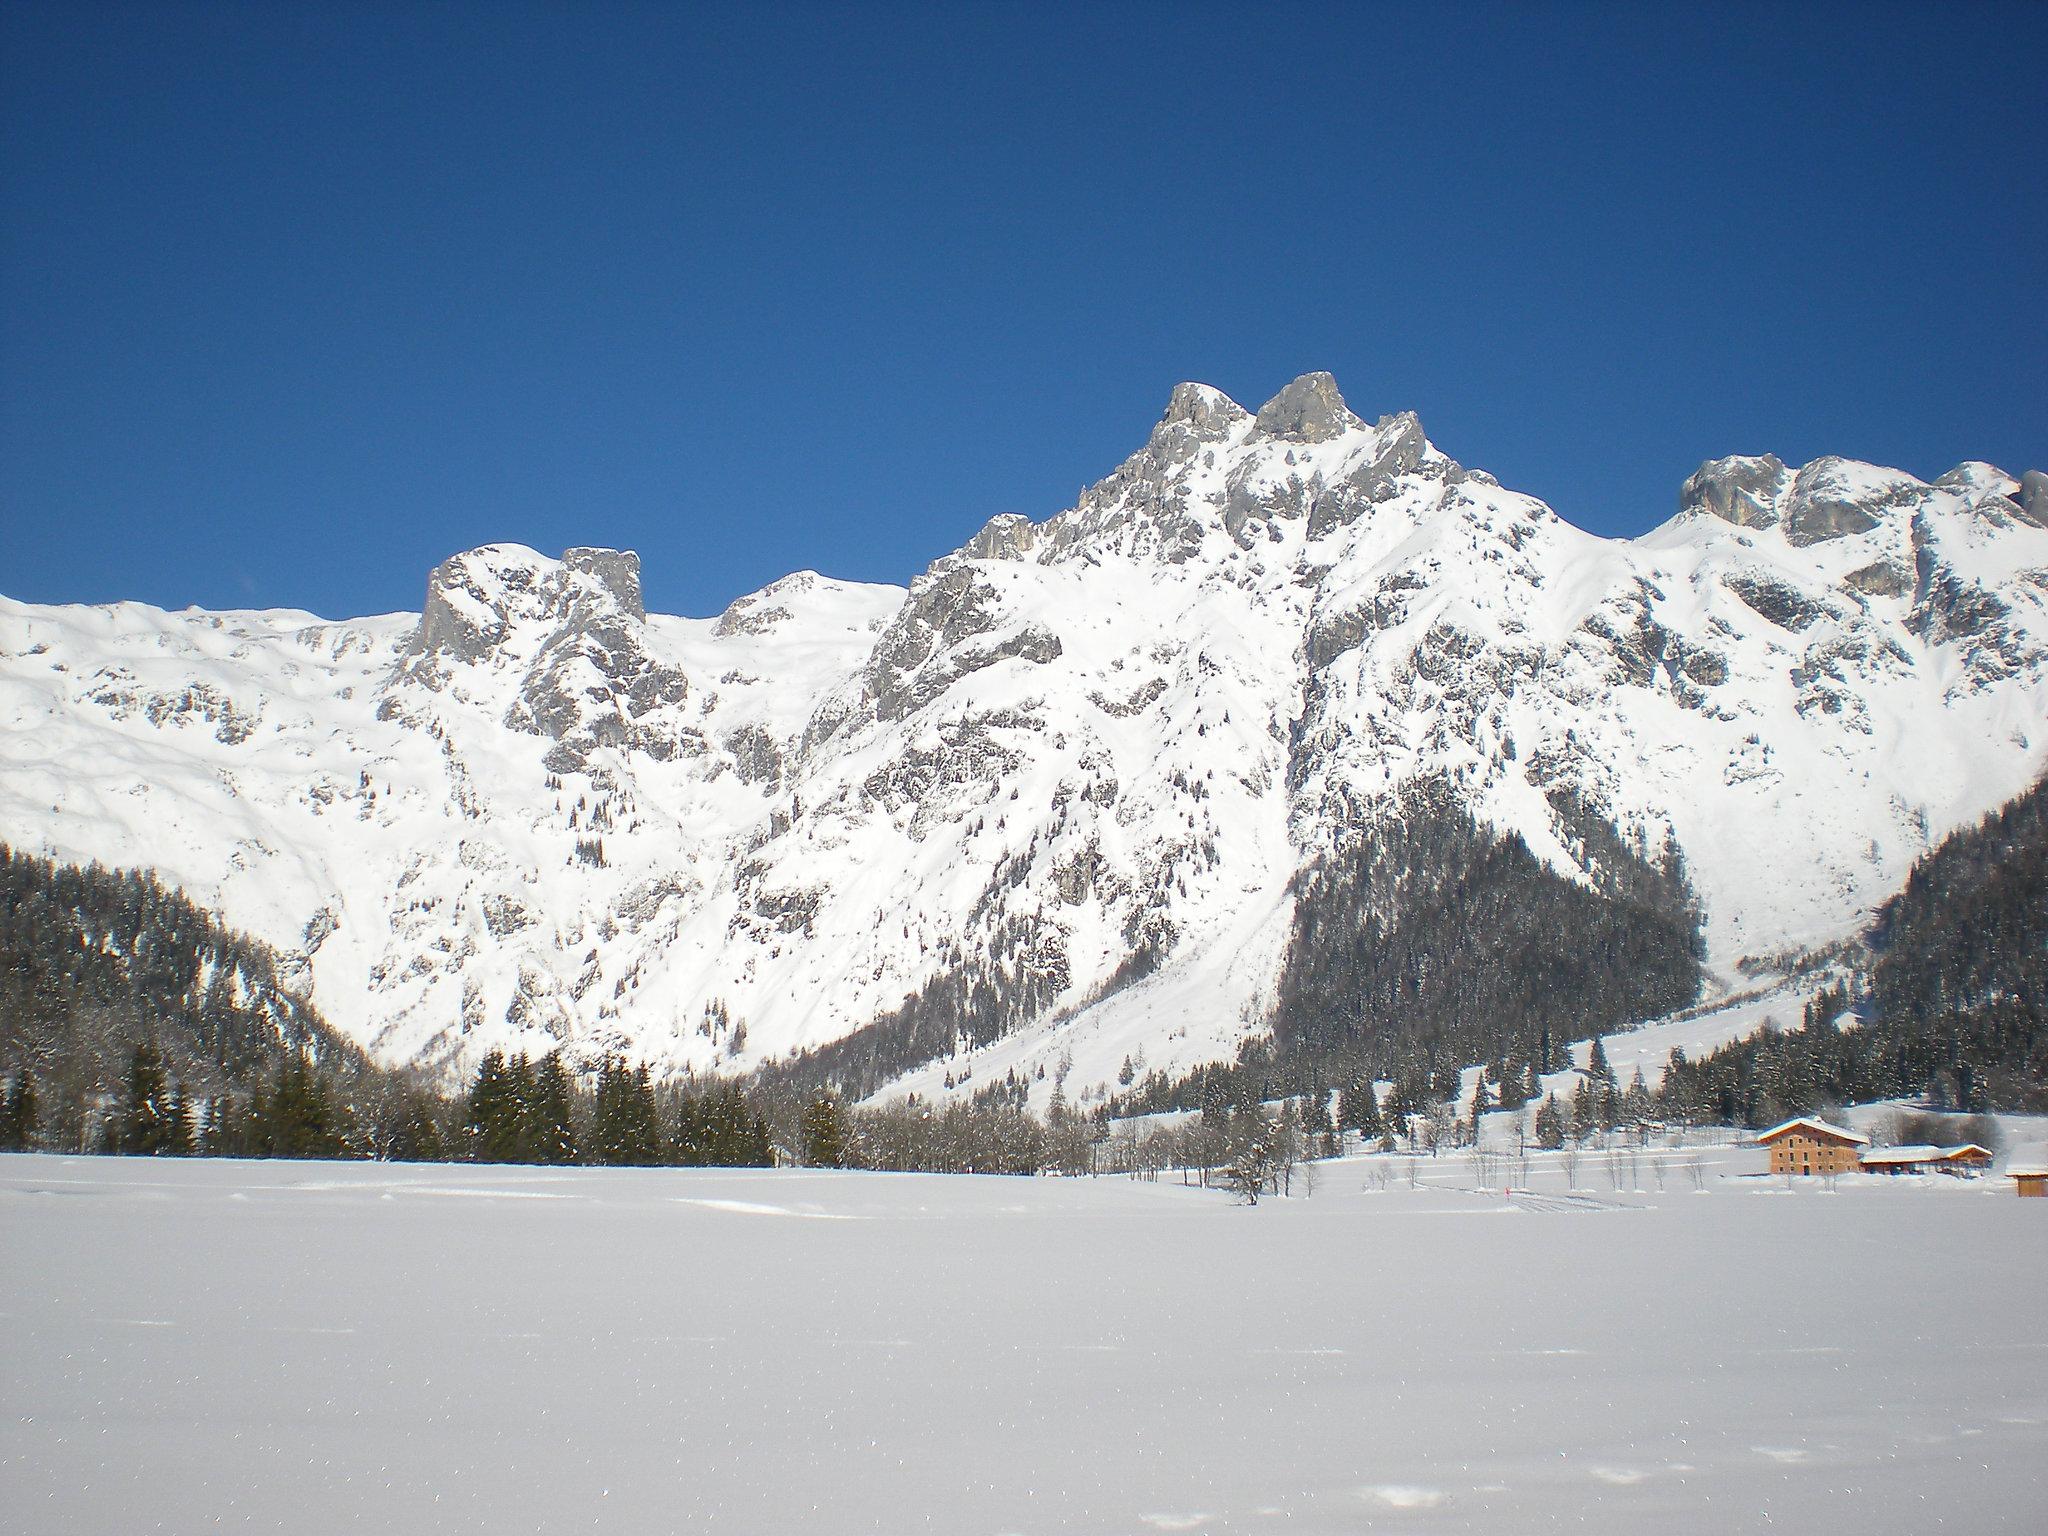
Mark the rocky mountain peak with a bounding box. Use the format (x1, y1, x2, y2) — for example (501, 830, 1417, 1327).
(1155, 382, 1251, 441)
(1678, 454, 1791, 529)
(1780, 457, 1913, 546)
(563, 548, 644, 621)
(409, 544, 645, 662)
(1251, 371, 1359, 443)
(1935, 463, 2048, 529)
(2022, 470, 2048, 528)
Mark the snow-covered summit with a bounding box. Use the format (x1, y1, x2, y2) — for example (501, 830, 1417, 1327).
(3, 374, 2043, 1104)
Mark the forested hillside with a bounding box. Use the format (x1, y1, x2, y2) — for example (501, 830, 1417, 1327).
(1869, 772, 2047, 1108)
(1657, 776, 2047, 1121)
(0, 842, 380, 1146)
(1269, 783, 1703, 1083)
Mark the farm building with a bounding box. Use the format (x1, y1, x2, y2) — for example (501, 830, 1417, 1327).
(1756, 1117, 1869, 1175)
(2013, 1168, 2048, 1199)
(1858, 1144, 1995, 1176)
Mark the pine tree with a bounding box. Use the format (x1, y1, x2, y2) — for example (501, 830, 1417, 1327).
(1469, 1071, 1494, 1136)
(1587, 1035, 1618, 1123)
(528, 1053, 578, 1164)
(0, 1065, 36, 1150)
(382, 1088, 447, 1163)
(506, 1054, 540, 1159)
(463, 1051, 526, 1163)
(1569, 1074, 1599, 1143)
(1622, 1066, 1652, 1128)
(1380, 1077, 1411, 1142)
(121, 1040, 184, 1155)
(1336, 1077, 1383, 1139)
(672, 1091, 707, 1165)
(590, 1058, 660, 1165)
(801, 1095, 845, 1168)
(266, 1055, 341, 1159)
(165, 1083, 196, 1156)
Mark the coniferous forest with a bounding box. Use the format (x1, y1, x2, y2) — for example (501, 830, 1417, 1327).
(0, 843, 795, 1165)
(1103, 781, 1705, 1119)
(1654, 776, 2048, 1121)
(3, 771, 2043, 1167)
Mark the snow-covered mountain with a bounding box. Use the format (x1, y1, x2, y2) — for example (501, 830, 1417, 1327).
(4, 374, 2044, 1103)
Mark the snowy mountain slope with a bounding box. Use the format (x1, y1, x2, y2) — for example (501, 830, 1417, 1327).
(3, 375, 2044, 1101)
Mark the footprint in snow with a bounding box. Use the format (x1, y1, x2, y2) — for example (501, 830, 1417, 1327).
(1363, 1485, 1447, 1510)
(1589, 1466, 1652, 1486)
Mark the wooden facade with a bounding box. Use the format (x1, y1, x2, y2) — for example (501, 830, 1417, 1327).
(2014, 1170, 2048, 1199)
(1757, 1117, 1869, 1175)
(1936, 1144, 1994, 1174)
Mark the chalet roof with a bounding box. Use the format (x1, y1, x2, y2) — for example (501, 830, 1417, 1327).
(1861, 1144, 1945, 1165)
(1861, 1143, 1994, 1167)
(1756, 1116, 1870, 1147)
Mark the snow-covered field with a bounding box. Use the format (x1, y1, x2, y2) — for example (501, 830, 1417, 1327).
(4, 1152, 2044, 1534)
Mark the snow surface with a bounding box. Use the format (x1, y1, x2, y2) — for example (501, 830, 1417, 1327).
(4, 1152, 2045, 1534)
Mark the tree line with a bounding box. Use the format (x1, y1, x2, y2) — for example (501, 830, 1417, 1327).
(0, 841, 375, 1150)
(7, 769, 2039, 1171)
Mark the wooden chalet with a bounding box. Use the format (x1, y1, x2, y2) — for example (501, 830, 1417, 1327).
(1756, 1116, 1869, 1175)
(1859, 1143, 1995, 1176)
(2012, 1168, 2048, 1199)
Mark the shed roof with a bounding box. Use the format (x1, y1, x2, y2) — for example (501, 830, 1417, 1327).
(1861, 1145, 1943, 1165)
(1756, 1116, 1870, 1147)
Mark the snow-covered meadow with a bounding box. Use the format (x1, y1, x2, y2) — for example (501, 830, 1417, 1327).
(4, 1152, 2044, 1534)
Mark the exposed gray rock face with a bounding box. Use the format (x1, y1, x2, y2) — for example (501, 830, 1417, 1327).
(723, 725, 785, 787)
(413, 551, 527, 662)
(1679, 454, 1790, 528)
(715, 572, 827, 637)
(1303, 571, 1430, 669)
(869, 569, 999, 683)
(1845, 560, 1913, 597)
(840, 563, 1069, 727)
(2020, 470, 2048, 529)
(1725, 572, 1831, 631)
(1305, 412, 1436, 538)
(959, 513, 1042, 563)
(1782, 459, 1890, 546)
(390, 545, 698, 771)
(1934, 462, 2017, 498)
(408, 546, 646, 662)
(1151, 382, 1251, 455)
(563, 548, 644, 620)
(1252, 372, 1359, 443)
(511, 612, 693, 757)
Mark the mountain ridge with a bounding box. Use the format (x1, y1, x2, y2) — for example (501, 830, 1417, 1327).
(3, 373, 2043, 1106)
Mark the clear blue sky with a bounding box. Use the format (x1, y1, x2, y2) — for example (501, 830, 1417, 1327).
(3, 1, 2042, 620)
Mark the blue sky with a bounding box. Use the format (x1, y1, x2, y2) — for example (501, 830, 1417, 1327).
(3, 1, 2042, 620)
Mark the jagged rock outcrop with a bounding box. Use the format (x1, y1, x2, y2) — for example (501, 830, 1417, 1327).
(1251, 371, 1358, 442)
(1680, 454, 1790, 528)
